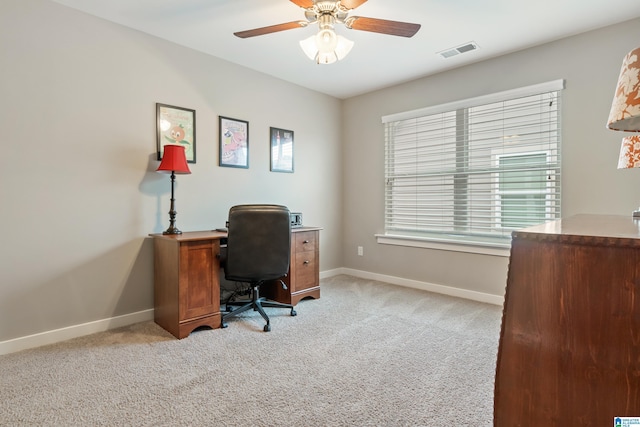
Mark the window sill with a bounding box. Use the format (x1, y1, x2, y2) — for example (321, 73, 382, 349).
(375, 234, 511, 257)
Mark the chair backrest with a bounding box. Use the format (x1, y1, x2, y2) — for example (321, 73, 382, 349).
(224, 204, 291, 283)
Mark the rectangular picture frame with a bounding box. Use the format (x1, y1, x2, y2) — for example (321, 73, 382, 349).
(156, 103, 196, 163)
(219, 116, 249, 168)
(270, 127, 294, 173)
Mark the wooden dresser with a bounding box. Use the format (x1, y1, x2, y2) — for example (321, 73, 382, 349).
(494, 214, 640, 426)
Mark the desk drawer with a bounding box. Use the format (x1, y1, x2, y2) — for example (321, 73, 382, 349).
(294, 231, 316, 253)
(294, 251, 317, 291)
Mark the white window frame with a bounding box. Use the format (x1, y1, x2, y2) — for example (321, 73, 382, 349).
(377, 80, 564, 256)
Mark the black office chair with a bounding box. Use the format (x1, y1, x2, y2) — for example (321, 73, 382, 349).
(221, 204, 297, 332)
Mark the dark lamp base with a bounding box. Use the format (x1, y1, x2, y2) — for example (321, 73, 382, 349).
(163, 227, 183, 235)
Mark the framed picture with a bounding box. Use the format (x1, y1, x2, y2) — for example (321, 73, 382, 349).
(270, 127, 294, 173)
(156, 103, 196, 163)
(219, 116, 249, 168)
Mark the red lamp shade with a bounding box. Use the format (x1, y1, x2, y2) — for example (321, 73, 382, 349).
(157, 145, 191, 174)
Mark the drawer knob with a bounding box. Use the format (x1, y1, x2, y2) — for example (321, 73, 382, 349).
(303, 260, 310, 264)
(303, 240, 310, 244)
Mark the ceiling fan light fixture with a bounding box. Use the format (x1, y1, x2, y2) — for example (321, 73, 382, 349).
(299, 31, 354, 64)
(334, 34, 354, 59)
(317, 51, 339, 65)
(300, 34, 319, 60)
(317, 28, 338, 52)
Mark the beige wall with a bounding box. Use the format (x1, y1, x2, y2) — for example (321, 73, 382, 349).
(0, 0, 343, 342)
(3, 0, 639, 346)
(341, 18, 640, 297)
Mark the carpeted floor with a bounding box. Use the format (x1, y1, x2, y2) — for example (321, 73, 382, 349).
(0, 275, 503, 426)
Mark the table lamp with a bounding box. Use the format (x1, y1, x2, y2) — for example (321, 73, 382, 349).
(157, 144, 191, 234)
(607, 46, 640, 217)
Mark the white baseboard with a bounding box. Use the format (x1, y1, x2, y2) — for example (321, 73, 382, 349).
(326, 267, 504, 306)
(1, 269, 502, 355)
(320, 268, 344, 279)
(0, 309, 154, 356)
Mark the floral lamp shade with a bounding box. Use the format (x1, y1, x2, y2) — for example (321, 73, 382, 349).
(607, 47, 640, 132)
(607, 47, 640, 218)
(618, 135, 640, 169)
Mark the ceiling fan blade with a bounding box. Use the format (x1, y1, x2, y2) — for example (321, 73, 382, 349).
(347, 17, 421, 38)
(290, 0, 314, 8)
(234, 21, 308, 39)
(340, 0, 368, 10)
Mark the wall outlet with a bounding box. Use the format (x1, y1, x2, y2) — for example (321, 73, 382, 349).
(357, 246, 364, 256)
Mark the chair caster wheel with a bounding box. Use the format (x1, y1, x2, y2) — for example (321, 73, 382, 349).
(264, 324, 271, 332)
(291, 309, 297, 316)
(221, 322, 228, 329)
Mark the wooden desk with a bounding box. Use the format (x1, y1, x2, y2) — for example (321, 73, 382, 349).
(151, 227, 321, 339)
(494, 214, 640, 426)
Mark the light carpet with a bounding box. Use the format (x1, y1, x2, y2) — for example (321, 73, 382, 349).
(0, 275, 503, 426)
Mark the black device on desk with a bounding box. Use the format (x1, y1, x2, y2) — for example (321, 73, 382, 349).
(290, 212, 303, 228)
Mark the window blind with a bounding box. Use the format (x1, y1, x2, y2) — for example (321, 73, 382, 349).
(382, 80, 563, 247)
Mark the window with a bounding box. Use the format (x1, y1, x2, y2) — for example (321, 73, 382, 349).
(381, 80, 563, 251)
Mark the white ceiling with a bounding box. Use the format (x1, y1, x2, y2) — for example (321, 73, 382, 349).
(51, 0, 640, 99)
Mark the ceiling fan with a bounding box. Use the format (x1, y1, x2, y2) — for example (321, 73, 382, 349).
(234, 0, 421, 64)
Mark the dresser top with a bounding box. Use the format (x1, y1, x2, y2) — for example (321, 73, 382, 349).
(514, 214, 640, 241)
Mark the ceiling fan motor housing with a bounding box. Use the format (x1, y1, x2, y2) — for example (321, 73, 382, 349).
(315, 1, 340, 13)
(305, 1, 349, 24)
(318, 13, 336, 30)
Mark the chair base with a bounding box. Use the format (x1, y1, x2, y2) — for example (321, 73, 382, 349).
(222, 284, 296, 332)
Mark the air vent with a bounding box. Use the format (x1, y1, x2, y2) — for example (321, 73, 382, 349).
(438, 41, 479, 59)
